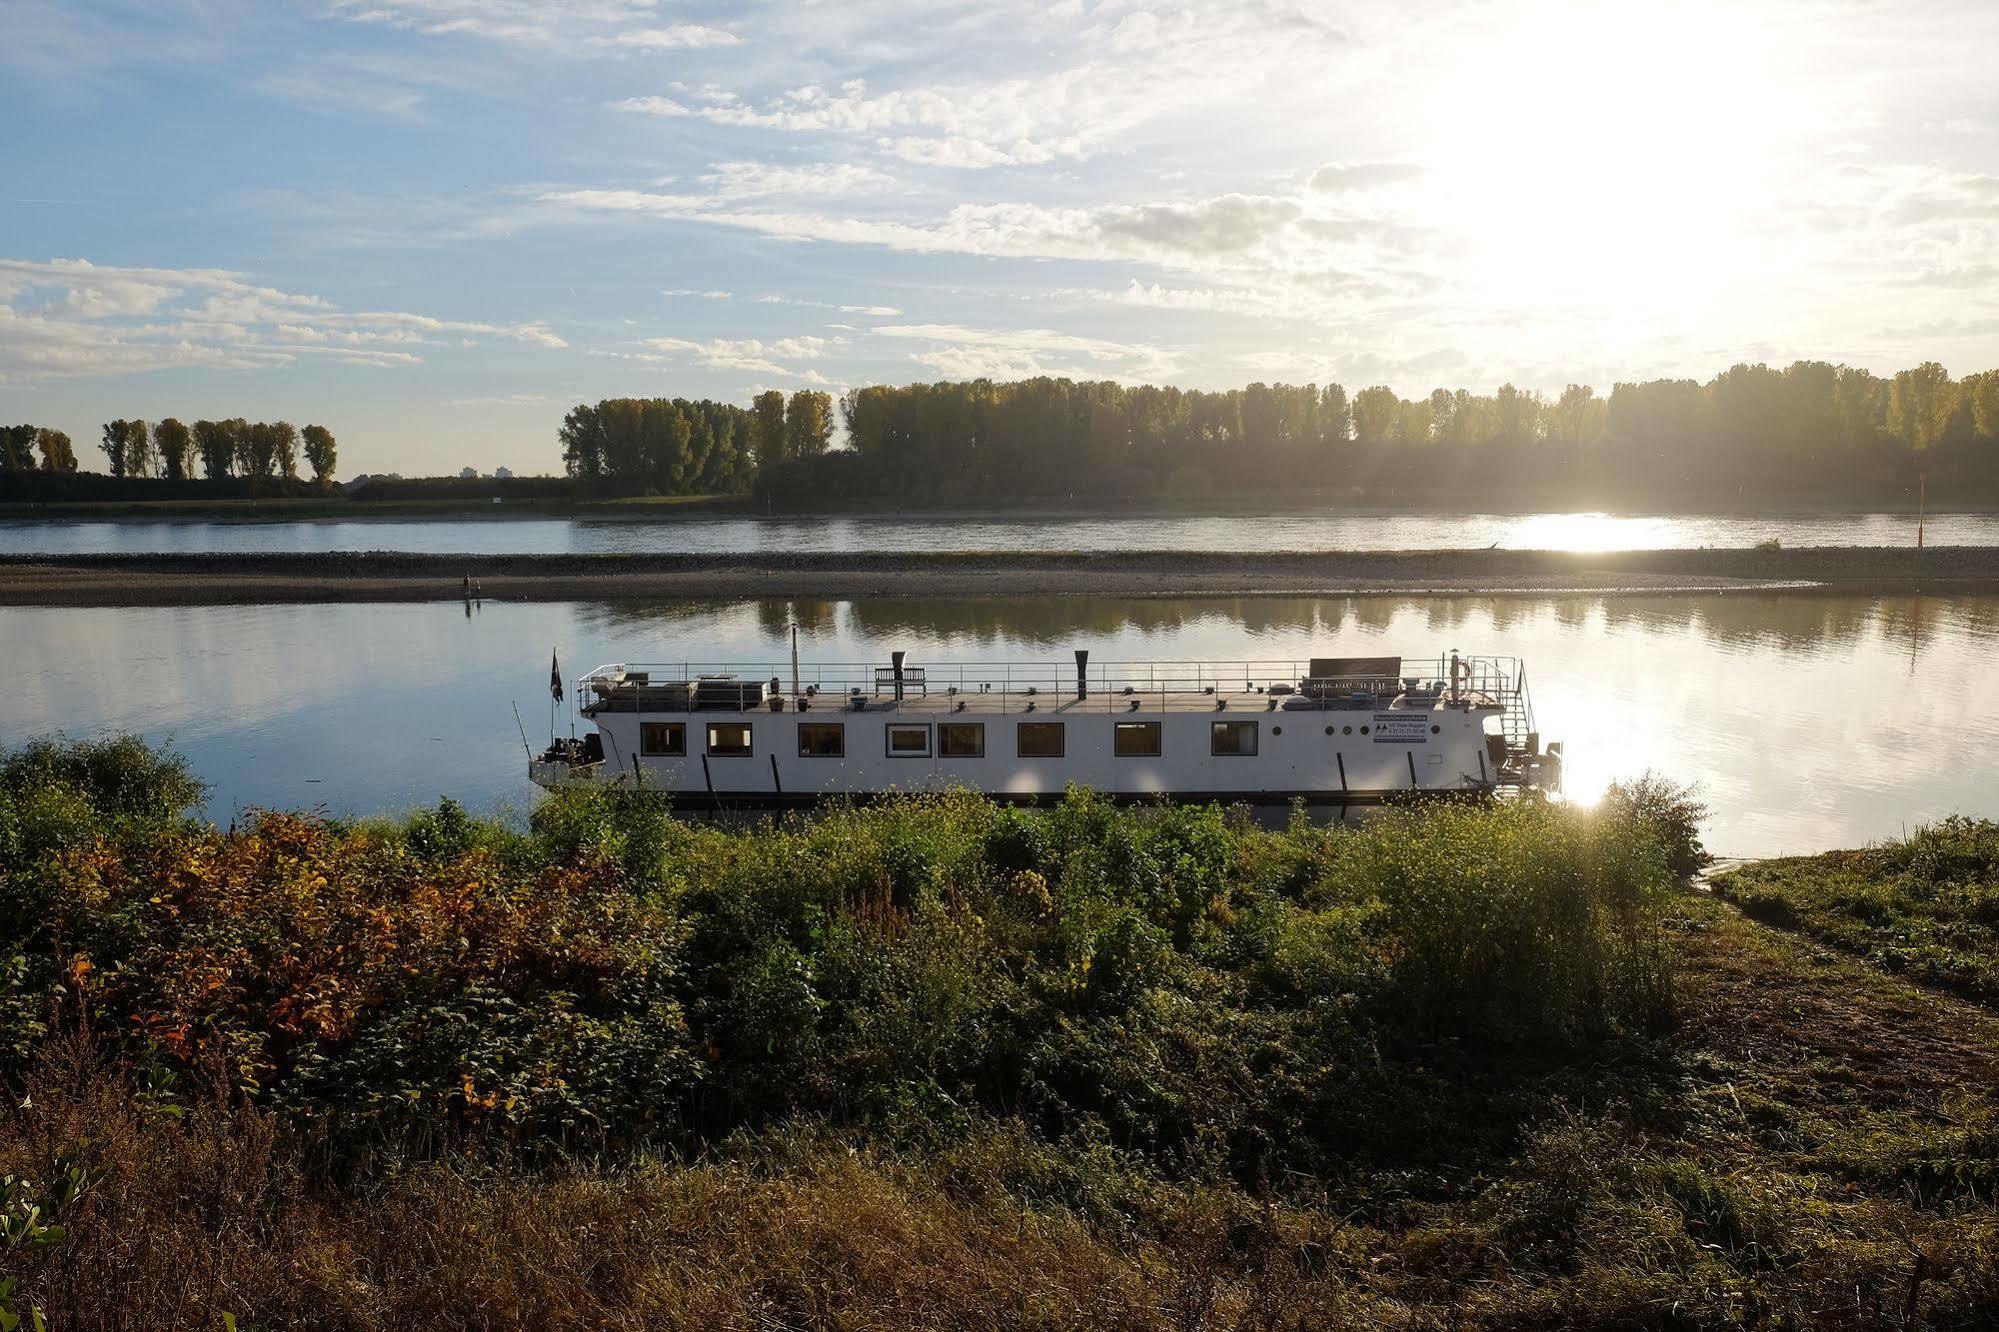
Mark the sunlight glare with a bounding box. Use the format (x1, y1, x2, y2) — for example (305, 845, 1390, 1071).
(1418, 1, 1820, 323)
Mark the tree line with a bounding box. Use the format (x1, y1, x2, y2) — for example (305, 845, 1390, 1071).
(0, 425, 78, 473)
(94, 419, 338, 482)
(749, 359, 1999, 506)
(560, 389, 831, 494)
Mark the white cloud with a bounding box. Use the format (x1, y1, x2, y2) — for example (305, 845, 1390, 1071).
(756, 294, 902, 316)
(0, 258, 565, 384)
(610, 25, 738, 51)
(870, 322, 1177, 381)
(611, 333, 840, 379)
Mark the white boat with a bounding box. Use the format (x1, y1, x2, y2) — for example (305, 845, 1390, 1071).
(530, 651, 1561, 806)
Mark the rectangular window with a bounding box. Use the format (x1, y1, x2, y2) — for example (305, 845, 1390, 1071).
(1114, 721, 1162, 757)
(1210, 720, 1258, 756)
(706, 722, 753, 756)
(938, 722, 985, 758)
(797, 722, 845, 757)
(1017, 721, 1065, 758)
(886, 723, 932, 757)
(640, 722, 685, 756)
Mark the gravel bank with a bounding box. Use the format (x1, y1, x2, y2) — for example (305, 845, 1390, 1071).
(0, 547, 1990, 606)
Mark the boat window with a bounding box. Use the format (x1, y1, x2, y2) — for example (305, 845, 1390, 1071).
(1114, 721, 1162, 757)
(1211, 720, 1258, 756)
(1017, 722, 1065, 758)
(939, 722, 985, 757)
(797, 722, 844, 757)
(641, 722, 685, 756)
(706, 722, 753, 756)
(887, 724, 932, 757)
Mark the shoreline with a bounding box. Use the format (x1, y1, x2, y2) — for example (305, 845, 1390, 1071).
(4, 497, 1997, 525)
(1, 547, 1991, 606)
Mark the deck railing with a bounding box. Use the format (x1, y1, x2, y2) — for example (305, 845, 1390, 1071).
(576, 654, 1534, 725)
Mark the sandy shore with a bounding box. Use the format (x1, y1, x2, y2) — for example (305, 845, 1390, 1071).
(0, 547, 1991, 606)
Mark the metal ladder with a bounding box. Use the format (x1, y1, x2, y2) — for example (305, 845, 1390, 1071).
(1501, 663, 1535, 751)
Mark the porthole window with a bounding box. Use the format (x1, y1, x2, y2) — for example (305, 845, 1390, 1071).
(1271, 726, 1282, 736)
(1342, 725, 1352, 735)
(1430, 724, 1441, 734)
(1324, 725, 1334, 736)
(1359, 725, 1370, 736)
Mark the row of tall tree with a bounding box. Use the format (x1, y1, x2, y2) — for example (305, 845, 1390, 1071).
(559, 391, 832, 494)
(782, 360, 1999, 503)
(0, 426, 79, 473)
(95, 419, 338, 482)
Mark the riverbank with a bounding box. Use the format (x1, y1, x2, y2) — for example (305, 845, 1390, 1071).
(0, 545, 1991, 605)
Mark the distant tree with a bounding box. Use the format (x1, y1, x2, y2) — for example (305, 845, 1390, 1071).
(99, 419, 149, 477)
(785, 390, 832, 458)
(0, 425, 37, 472)
(559, 403, 605, 483)
(36, 429, 77, 473)
(153, 418, 194, 481)
(1351, 386, 1401, 447)
(302, 424, 337, 482)
(1317, 383, 1351, 450)
(269, 422, 300, 478)
(460, 466, 478, 479)
(192, 420, 235, 480)
(1889, 362, 1956, 450)
(1964, 371, 1999, 442)
(100, 421, 128, 477)
(752, 390, 788, 471)
(242, 421, 279, 477)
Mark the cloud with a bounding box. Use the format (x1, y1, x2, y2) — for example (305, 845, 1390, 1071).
(610, 25, 738, 50)
(699, 161, 896, 198)
(0, 257, 565, 384)
(604, 333, 839, 379)
(662, 288, 733, 300)
(870, 323, 1177, 381)
(755, 294, 902, 316)
(1309, 162, 1424, 193)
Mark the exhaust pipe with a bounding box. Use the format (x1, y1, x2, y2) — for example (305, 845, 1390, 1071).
(1076, 649, 1089, 700)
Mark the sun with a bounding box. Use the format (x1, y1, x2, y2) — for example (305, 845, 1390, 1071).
(1412, 1, 1824, 326)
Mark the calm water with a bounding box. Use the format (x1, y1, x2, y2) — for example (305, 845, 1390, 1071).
(0, 510, 1981, 556)
(3, 592, 1994, 858)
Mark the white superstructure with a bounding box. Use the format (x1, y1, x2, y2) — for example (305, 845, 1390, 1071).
(530, 652, 1559, 806)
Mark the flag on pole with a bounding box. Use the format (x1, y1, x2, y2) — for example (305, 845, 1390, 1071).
(550, 649, 564, 703)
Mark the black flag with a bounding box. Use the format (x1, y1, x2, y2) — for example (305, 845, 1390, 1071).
(550, 649, 564, 703)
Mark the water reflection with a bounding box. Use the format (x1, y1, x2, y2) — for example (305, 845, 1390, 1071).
(4, 592, 1996, 858)
(0, 508, 1986, 557)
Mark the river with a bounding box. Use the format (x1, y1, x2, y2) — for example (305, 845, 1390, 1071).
(0, 509, 1978, 556)
(4, 590, 1994, 858)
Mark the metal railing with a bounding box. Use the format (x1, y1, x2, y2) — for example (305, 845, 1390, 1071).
(575, 654, 1533, 722)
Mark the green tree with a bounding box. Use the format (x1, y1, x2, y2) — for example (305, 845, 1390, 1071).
(752, 390, 788, 471)
(192, 420, 234, 480)
(99, 419, 149, 477)
(1889, 362, 1956, 450)
(269, 421, 300, 478)
(37, 429, 77, 473)
(1351, 386, 1401, 448)
(301, 424, 337, 481)
(0, 425, 37, 471)
(785, 390, 832, 458)
(153, 418, 194, 481)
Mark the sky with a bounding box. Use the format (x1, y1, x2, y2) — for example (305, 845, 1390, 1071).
(3, 0, 1997, 478)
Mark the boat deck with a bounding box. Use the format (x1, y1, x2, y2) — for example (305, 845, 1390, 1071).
(587, 686, 1503, 717)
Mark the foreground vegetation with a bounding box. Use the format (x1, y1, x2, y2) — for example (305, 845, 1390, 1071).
(1713, 817, 1999, 1005)
(1, 738, 1994, 1327)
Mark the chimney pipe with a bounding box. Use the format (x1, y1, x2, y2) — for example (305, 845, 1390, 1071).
(892, 649, 906, 702)
(1075, 649, 1089, 700)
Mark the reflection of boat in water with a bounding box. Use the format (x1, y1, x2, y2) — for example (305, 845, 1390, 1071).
(532, 651, 1561, 806)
